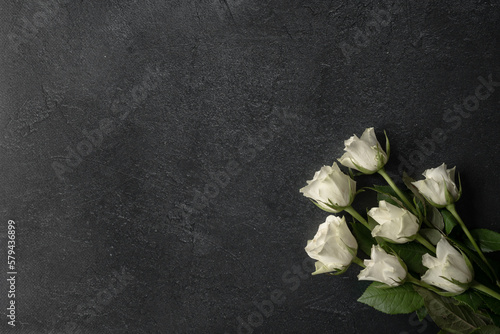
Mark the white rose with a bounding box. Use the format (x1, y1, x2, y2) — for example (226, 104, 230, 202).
(411, 163, 459, 207)
(305, 215, 358, 275)
(368, 200, 420, 243)
(338, 127, 388, 174)
(358, 245, 407, 286)
(421, 237, 473, 293)
(300, 162, 356, 213)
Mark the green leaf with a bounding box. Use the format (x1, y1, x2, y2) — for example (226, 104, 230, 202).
(384, 130, 390, 158)
(454, 291, 485, 311)
(420, 228, 443, 246)
(351, 222, 376, 257)
(377, 193, 404, 208)
(357, 282, 424, 314)
(464, 229, 500, 253)
(479, 293, 500, 316)
(389, 242, 430, 275)
(369, 185, 405, 208)
(348, 167, 355, 179)
(416, 306, 429, 321)
(403, 172, 426, 202)
(366, 214, 381, 231)
(472, 325, 500, 334)
(414, 196, 426, 221)
(486, 311, 500, 328)
(371, 185, 397, 198)
(430, 206, 445, 230)
(441, 210, 458, 234)
(415, 286, 493, 334)
(450, 238, 495, 283)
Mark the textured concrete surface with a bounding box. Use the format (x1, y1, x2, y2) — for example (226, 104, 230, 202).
(1, 0, 499, 333)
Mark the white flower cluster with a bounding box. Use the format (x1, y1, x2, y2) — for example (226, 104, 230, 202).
(301, 128, 472, 293)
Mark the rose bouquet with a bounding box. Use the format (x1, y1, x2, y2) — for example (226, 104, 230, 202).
(300, 128, 500, 334)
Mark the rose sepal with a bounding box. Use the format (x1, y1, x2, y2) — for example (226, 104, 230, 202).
(384, 130, 390, 159)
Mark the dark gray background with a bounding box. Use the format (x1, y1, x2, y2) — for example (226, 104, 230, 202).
(1, 0, 499, 333)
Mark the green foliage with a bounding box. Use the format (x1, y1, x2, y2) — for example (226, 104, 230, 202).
(454, 291, 485, 311)
(464, 229, 500, 253)
(441, 210, 458, 234)
(369, 185, 404, 207)
(402, 172, 426, 204)
(450, 238, 496, 283)
(480, 294, 500, 316)
(301, 132, 500, 334)
(358, 282, 424, 314)
(415, 286, 493, 334)
(416, 306, 428, 321)
(420, 228, 442, 245)
(486, 311, 500, 328)
(430, 206, 445, 230)
(351, 221, 375, 257)
(388, 242, 429, 275)
(471, 325, 500, 334)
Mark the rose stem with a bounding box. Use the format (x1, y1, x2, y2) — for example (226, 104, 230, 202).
(405, 274, 435, 290)
(377, 167, 417, 215)
(344, 206, 370, 230)
(414, 234, 436, 253)
(446, 203, 499, 286)
(352, 257, 366, 268)
(471, 281, 500, 301)
(408, 275, 500, 301)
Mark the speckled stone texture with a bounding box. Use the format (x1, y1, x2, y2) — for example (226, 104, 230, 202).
(1, 0, 499, 333)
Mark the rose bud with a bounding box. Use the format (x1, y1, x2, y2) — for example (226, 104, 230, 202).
(412, 163, 460, 207)
(358, 245, 407, 287)
(421, 237, 473, 294)
(300, 163, 356, 213)
(305, 215, 358, 275)
(368, 200, 420, 244)
(338, 127, 388, 174)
